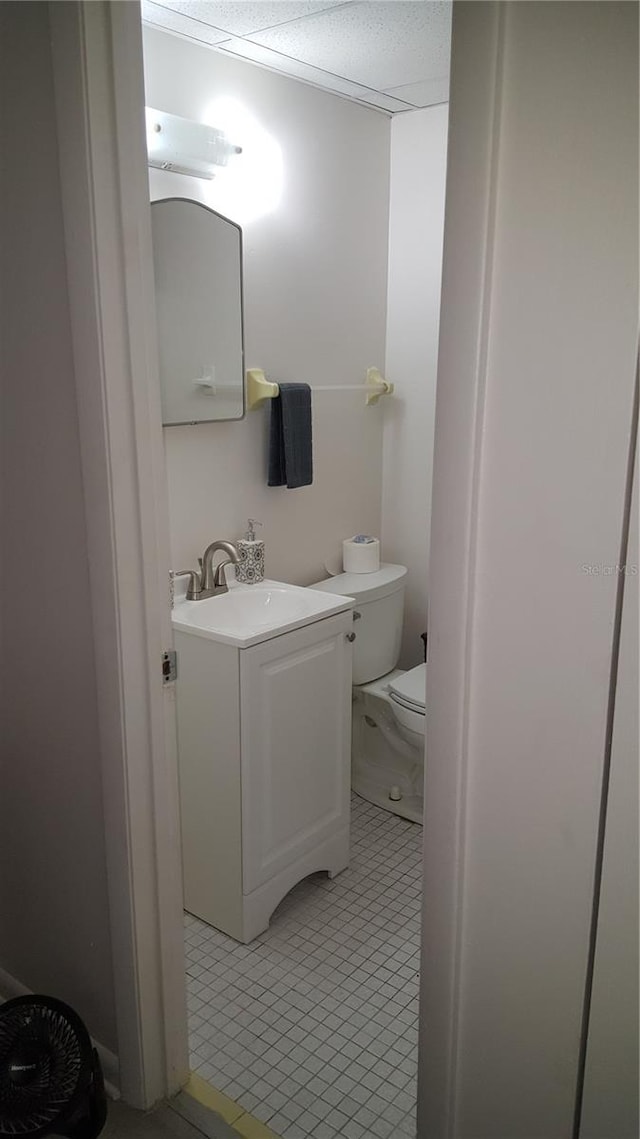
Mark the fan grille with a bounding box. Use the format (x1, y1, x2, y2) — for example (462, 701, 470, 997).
(0, 1002, 84, 1135)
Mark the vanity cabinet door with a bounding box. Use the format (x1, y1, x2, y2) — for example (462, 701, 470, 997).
(240, 612, 353, 894)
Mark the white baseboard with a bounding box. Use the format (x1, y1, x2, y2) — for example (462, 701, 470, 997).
(94, 1044, 121, 1100)
(0, 965, 120, 1099)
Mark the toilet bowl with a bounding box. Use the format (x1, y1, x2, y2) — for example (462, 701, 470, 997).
(310, 565, 425, 823)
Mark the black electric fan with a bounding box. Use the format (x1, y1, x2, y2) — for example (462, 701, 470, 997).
(0, 996, 107, 1138)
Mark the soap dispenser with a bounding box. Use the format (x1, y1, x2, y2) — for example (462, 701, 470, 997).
(236, 519, 265, 584)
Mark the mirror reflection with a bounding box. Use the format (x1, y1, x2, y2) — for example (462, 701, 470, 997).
(150, 197, 244, 424)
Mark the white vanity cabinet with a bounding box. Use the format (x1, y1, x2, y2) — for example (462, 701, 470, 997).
(174, 608, 353, 943)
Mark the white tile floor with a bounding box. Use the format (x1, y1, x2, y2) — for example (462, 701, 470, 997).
(185, 795, 422, 1139)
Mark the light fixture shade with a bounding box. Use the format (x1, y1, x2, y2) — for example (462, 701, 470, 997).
(145, 107, 240, 180)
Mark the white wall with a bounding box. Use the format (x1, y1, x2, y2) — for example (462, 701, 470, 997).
(0, 0, 117, 1054)
(420, 2, 638, 1136)
(382, 105, 448, 667)
(143, 27, 390, 585)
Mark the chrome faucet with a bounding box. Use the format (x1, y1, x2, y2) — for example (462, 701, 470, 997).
(174, 539, 240, 600)
(200, 540, 240, 596)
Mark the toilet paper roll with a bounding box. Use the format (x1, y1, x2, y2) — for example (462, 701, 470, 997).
(343, 535, 380, 574)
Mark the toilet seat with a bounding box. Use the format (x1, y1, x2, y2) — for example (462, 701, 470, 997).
(385, 664, 426, 743)
(387, 664, 426, 716)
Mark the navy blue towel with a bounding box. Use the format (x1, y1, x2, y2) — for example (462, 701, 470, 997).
(267, 383, 313, 489)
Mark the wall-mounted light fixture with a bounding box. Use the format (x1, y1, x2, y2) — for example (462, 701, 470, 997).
(145, 107, 242, 180)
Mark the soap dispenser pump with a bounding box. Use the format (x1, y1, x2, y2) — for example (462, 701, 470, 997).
(236, 518, 265, 584)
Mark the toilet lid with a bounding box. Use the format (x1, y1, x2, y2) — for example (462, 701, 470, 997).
(388, 664, 427, 713)
(309, 564, 407, 605)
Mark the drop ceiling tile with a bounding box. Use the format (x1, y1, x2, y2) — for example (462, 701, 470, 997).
(141, 1, 231, 45)
(246, 1, 452, 93)
(155, 2, 351, 38)
(218, 37, 405, 111)
(384, 76, 449, 107)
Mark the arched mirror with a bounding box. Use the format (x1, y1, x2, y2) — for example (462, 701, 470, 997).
(150, 197, 244, 424)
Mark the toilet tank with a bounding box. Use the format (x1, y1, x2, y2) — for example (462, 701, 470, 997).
(309, 564, 407, 684)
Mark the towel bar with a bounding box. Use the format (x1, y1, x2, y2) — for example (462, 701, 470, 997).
(246, 366, 394, 410)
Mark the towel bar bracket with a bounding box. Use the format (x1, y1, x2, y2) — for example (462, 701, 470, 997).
(247, 368, 279, 410)
(365, 367, 395, 406)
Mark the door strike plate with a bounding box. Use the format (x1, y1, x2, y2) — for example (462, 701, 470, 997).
(162, 649, 178, 684)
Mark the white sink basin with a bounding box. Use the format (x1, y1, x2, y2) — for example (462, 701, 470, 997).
(172, 579, 354, 647)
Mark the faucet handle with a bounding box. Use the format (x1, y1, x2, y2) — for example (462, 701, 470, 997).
(173, 569, 202, 601)
(213, 559, 232, 593)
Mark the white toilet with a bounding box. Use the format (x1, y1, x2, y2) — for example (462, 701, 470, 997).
(310, 565, 425, 824)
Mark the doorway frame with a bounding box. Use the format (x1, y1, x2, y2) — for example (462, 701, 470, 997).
(48, 0, 481, 1122)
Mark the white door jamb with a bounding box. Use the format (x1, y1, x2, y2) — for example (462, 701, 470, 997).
(49, 0, 188, 1108)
